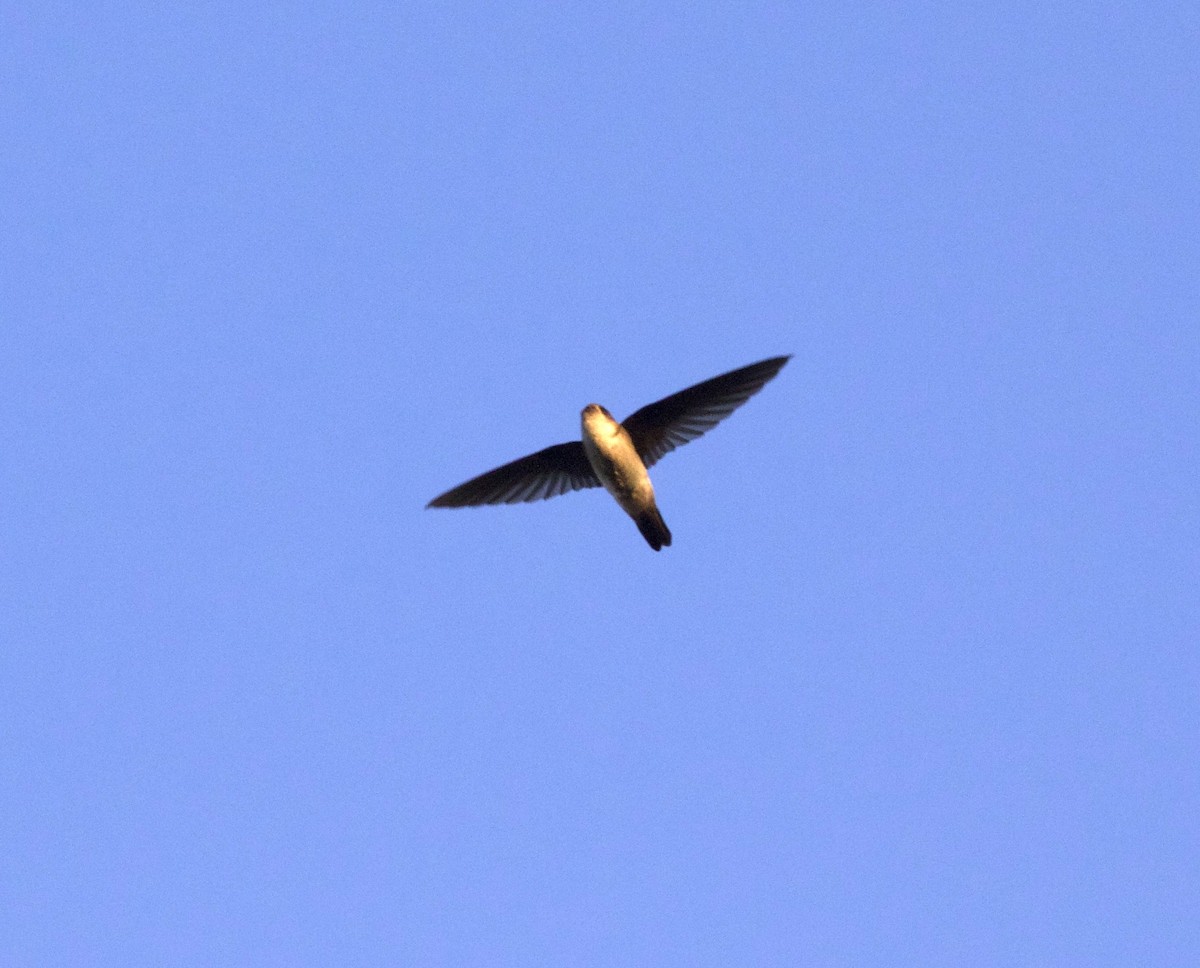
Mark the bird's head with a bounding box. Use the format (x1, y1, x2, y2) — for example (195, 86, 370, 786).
(581, 403, 617, 434)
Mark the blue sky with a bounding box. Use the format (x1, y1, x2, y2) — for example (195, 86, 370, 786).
(4, 3, 1197, 965)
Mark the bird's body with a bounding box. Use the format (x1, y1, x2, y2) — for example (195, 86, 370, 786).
(427, 355, 790, 550)
(580, 403, 671, 550)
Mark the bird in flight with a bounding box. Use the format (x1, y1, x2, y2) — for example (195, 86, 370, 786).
(427, 355, 790, 550)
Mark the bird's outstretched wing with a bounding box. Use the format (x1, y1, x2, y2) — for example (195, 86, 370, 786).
(427, 442, 601, 507)
(622, 355, 791, 468)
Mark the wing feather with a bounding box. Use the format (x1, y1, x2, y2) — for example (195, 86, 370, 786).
(426, 442, 600, 508)
(622, 355, 790, 468)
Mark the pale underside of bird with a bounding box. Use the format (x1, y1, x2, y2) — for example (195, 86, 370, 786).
(426, 355, 790, 550)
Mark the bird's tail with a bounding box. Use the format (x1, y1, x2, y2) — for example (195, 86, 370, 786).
(635, 504, 672, 552)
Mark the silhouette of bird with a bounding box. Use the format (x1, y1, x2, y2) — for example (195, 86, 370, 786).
(427, 355, 790, 550)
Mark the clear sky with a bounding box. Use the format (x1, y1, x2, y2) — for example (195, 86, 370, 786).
(4, 4, 1197, 965)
